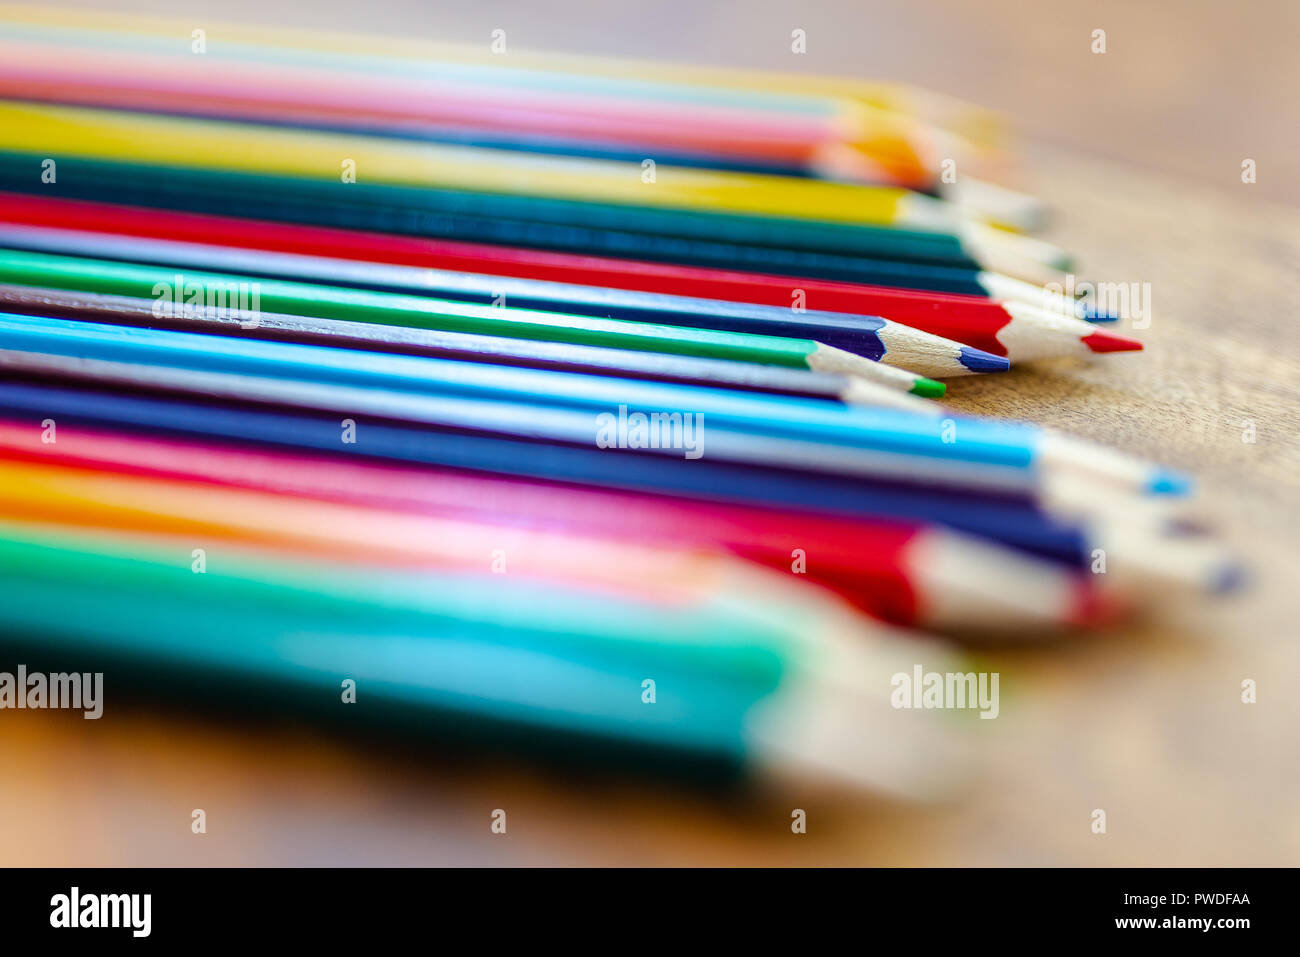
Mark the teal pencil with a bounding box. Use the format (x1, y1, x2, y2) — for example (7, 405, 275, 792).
(0, 521, 959, 796)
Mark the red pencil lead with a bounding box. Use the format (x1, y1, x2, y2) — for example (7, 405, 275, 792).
(1082, 329, 1144, 353)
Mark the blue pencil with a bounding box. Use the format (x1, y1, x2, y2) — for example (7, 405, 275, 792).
(0, 312, 1183, 496)
(0, 375, 1105, 566)
(0, 226, 1007, 376)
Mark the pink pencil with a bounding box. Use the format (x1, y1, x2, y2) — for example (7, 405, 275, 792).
(0, 39, 927, 185)
(0, 420, 1110, 633)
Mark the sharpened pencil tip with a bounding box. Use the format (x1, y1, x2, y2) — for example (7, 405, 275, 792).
(1148, 468, 1194, 497)
(1083, 330, 1143, 353)
(1078, 305, 1121, 323)
(957, 345, 1011, 373)
(909, 377, 947, 398)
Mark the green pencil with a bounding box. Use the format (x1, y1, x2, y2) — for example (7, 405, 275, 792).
(0, 520, 961, 796)
(0, 247, 934, 392)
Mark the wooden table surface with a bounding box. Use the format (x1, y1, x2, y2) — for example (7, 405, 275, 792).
(1, 0, 1296, 866)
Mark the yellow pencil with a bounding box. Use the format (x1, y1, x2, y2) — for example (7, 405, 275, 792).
(0, 2, 1041, 227)
(0, 3, 1003, 147)
(0, 99, 979, 234)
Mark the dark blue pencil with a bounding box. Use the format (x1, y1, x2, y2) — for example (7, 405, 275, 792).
(0, 311, 1184, 499)
(0, 376, 1092, 565)
(0, 228, 1007, 376)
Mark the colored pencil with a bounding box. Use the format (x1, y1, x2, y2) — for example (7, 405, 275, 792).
(0, 321, 1041, 495)
(0, 36, 938, 191)
(0, 449, 1113, 633)
(0, 144, 1066, 294)
(0, 283, 930, 405)
(0, 230, 1005, 378)
(0, 309, 1181, 498)
(0, 79, 1068, 287)
(0, 373, 1236, 594)
(0, 456, 745, 593)
(0, 248, 951, 387)
(0, 100, 1038, 245)
(0, 314, 961, 450)
(0, 373, 1093, 563)
(0, 517, 963, 796)
(0, 3, 962, 126)
(0, 193, 1136, 358)
(0, 362, 1215, 588)
(0, 3, 1053, 234)
(0, 420, 1116, 631)
(0, 2, 1041, 223)
(0, 35, 1076, 278)
(0, 5, 1244, 810)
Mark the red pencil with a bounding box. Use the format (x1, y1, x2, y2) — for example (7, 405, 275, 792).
(0, 193, 1139, 361)
(0, 420, 1111, 633)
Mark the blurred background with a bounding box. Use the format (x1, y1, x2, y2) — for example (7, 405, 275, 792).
(1, 0, 1297, 866)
